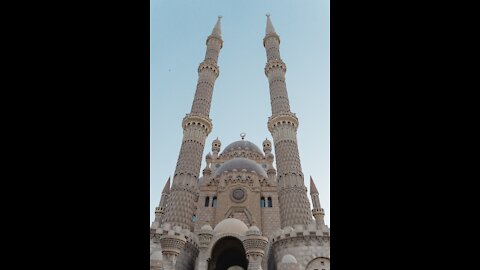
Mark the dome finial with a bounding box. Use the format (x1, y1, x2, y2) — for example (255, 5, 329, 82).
(240, 132, 246, 140)
(218, 15, 222, 19)
(266, 13, 270, 17)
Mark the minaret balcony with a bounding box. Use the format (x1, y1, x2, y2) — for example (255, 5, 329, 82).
(264, 59, 286, 76)
(267, 112, 299, 132)
(182, 113, 213, 134)
(198, 61, 220, 77)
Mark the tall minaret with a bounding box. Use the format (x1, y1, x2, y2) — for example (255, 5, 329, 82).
(263, 14, 313, 228)
(310, 176, 325, 226)
(163, 17, 223, 230)
(151, 177, 171, 229)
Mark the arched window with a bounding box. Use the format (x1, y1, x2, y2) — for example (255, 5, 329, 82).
(192, 215, 197, 223)
(260, 197, 265, 208)
(267, 197, 273, 207)
(205, 196, 210, 207)
(212, 196, 217, 208)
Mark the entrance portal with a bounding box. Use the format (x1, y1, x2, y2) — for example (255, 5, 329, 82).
(209, 237, 248, 270)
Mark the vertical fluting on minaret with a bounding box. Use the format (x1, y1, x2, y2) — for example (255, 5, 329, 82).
(163, 17, 223, 231)
(263, 14, 313, 228)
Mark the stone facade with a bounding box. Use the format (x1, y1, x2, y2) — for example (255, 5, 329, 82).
(151, 15, 330, 270)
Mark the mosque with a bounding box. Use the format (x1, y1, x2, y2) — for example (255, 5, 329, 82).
(150, 15, 330, 270)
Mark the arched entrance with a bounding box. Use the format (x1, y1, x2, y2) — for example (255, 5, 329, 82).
(208, 236, 248, 270)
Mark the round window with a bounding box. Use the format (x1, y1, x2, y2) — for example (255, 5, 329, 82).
(231, 187, 247, 203)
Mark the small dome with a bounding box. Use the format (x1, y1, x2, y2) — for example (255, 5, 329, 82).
(206, 153, 212, 160)
(213, 218, 249, 235)
(281, 254, 297, 264)
(266, 152, 274, 160)
(214, 157, 267, 177)
(249, 225, 260, 231)
(201, 223, 213, 231)
(247, 225, 261, 235)
(263, 138, 271, 146)
(222, 140, 263, 156)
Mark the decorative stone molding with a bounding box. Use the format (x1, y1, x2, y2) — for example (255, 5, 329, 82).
(267, 113, 298, 133)
(231, 187, 248, 203)
(182, 114, 213, 135)
(243, 231, 269, 270)
(220, 149, 265, 160)
(263, 32, 281, 46)
(210, 171, 264, 190)
(197, 230, 214, 248)
(198, 61, 220, 78)
(264, 59, 286, 76)
(160, 234, 186, 257)
(206, 34, 223, 49)
(270, 225, 330, 254)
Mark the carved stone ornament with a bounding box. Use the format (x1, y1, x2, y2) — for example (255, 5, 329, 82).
(231, 187, 247, 203)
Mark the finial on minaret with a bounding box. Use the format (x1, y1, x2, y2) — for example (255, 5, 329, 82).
(240, 132, 246, 140)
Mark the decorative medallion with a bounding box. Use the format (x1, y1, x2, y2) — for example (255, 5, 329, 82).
(231, 187, 247, 203)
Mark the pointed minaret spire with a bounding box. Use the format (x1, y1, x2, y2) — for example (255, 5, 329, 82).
(266, 13, 276, 35)
(310, 176, 319, 195)
(211, 15, 222, 37)
(152, 177, 172, 229)
(309, 176, 325, 226)
(162, 177, 171, 194)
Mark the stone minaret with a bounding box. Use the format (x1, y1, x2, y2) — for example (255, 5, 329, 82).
(151, 177, 171, 229)
(310, 176, 325, 227)
(263, 14, 313, 228)
(163, 17, 223, 231)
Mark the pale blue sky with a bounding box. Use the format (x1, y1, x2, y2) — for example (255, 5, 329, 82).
(151, 0, 330, 226)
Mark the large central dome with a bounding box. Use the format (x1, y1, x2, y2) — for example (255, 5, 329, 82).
(214, 157, 267, 177)
(222, 140, 263, 156)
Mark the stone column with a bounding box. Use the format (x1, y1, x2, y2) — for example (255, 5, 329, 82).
(160, 232, 187, 270)
(243, 226, 268, 270)
(196, 224, 214, 270)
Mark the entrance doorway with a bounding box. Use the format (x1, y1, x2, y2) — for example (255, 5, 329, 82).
(209, 237, 248, 270)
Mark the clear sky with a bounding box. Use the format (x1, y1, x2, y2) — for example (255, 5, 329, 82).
(151, 0, 330, 226)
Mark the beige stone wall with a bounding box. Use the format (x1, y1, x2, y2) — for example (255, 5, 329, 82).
(214, 184, 261, 228)
(272, 238, 330, 270)
(194, 189, 217, 231)
(260, 191, 281, 239)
